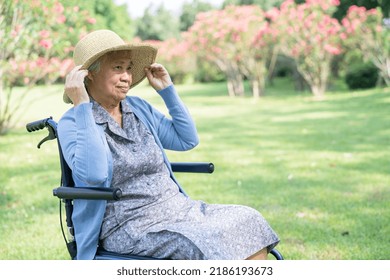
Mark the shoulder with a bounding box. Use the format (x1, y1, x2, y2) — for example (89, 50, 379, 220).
(125, 95, 156, 114)
(58, 103, 90, 124)
(58, 106, 76, 126)
(125, 95, 149, 107)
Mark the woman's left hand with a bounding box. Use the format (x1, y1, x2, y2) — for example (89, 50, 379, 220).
(145, 63, 173, 91)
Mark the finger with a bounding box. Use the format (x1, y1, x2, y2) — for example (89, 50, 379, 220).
(149, 63, 164, 72)
(149, 63, 161, 68)
(144, 67, 153, 80)
(66, 66, 88, 83)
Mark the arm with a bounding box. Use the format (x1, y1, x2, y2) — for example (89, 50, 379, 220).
(58, 66, 109, 186)
(58, 104, 109, 186)
(144, 63, 199, 151)
(156, 85, 199, 151)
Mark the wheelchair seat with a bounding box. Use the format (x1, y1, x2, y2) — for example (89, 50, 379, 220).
(27, 117, 283, 260)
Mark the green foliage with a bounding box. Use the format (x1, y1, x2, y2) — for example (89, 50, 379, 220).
(0, 0, 95, 134)
(223, 0, 285, 10)
(345, 63, 379, 89)
(342, 6, 390, 86)
(135, 4, 180, 41)
(333, 0, 389, 20)
(195, 60, 226, 83)
(62, 0, 136, 41)
(180, 0, 215, 31)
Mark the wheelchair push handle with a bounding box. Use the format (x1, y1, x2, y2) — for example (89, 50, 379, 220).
(26, 117, 50, 132)
(26, 117, 58, 148)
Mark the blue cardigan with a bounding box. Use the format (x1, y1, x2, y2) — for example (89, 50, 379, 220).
(58, 85, 199, 260)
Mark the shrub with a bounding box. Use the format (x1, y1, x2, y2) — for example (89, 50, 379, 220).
(345, 63, 378, 89)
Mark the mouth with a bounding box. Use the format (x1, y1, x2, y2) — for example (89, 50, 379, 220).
(117, 86, 129, 93)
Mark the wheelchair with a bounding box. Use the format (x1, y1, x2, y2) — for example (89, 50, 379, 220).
(26, 117, 284, 260)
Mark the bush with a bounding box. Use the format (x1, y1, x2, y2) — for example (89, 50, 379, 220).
(345, 63, 378, 90)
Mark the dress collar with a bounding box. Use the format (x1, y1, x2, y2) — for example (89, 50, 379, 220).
(91, 99, 133, 140)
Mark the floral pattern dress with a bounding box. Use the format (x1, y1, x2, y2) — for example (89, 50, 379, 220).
(94, 99, 279, 260)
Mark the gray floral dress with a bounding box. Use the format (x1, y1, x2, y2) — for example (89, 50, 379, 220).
(93, 100, 279, 260)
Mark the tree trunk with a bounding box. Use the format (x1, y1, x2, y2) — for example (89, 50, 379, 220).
(251, 77, 265, 99)
(216, 59, 245, 97)
(227, 74, 244, 97)
(310, 84, 326, 101)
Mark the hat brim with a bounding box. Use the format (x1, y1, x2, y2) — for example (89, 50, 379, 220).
(63, 44, 157, 104)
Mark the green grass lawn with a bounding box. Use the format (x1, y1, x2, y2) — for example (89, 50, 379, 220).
(0, 78, 389, 259)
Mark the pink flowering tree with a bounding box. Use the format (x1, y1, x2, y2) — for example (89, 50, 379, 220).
(0, 0, 95, 134)
(342, 6, 390, 86)
(226, 5, 278, 98)
(187, 9, 245, 97)
(269, 0, 343, 99)
(145, 36, 196, 84)
(187, 5, 278, 98)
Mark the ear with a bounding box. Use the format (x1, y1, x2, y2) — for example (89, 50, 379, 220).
(87, 71, 94, 81)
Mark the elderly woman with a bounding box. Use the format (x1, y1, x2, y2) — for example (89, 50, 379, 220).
(58, 30, 279, 260)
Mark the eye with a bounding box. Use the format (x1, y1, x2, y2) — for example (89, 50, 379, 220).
(126, 61, 134, 71)
(114, 65, 122, 70)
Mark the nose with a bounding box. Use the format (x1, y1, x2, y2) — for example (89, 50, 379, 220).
(120, 71, 132, 83)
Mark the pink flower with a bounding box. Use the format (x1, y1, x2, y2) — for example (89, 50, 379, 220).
(54, 2, 64, 14)
(39, 30, 50, 39)
(57, 15, 66, 24)
(265, 7, 280, 21)
(11, 30, 18, 38)
(39, 39, 53, 50)
(9, 60, 18, 71)
(11, 24, 22, 37)
(36, 57, 47, 67)
(87, 18, 96, 24)
(324, 44, 341, 55)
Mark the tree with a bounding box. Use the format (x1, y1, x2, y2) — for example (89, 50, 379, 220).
(187, 8, 245, 96)
(63, 0, 136, 41)
(222, 0, 285, 11)
(269, 0, 343, 99)
(180, 0, 214, 31)
(0, 0, 95, 134)
(144, 36, 196, 84)
(225, 5, 277, 98)
(342, 5, 390, 86)
(333, 0, 389, 20)
(187, 5, 278, 97)
(136, 3, 180, 41)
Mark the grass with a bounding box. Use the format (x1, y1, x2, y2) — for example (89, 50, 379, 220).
(0, 78, 389, 259)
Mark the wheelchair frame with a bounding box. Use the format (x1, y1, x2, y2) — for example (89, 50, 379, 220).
(26, 117, 283, 260)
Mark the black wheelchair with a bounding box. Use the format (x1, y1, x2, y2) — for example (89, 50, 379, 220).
(26, 117, 283, 260)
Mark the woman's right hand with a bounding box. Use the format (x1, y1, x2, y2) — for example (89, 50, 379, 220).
(64, 65, 90, 106)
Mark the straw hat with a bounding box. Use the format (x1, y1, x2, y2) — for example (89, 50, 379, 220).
(63, 30, 158, 104)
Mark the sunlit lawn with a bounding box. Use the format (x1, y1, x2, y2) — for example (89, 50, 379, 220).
(0, 78, 389, 259)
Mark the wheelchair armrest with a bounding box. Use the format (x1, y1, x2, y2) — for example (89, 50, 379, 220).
(53, 187, 122, 200)
(171, 162, 214, 173)
(53, 163, 214, 200)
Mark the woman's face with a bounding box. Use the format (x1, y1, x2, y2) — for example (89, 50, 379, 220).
(88, 51, 133, 106)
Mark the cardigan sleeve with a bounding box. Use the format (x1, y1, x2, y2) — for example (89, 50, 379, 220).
(154, 85, 199, 151)
(57, 102, 109, 186)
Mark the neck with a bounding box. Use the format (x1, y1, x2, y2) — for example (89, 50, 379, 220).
(96, 98, 123, 128)
(107, 103, 122, 128)
(89, 91, 123, 127)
